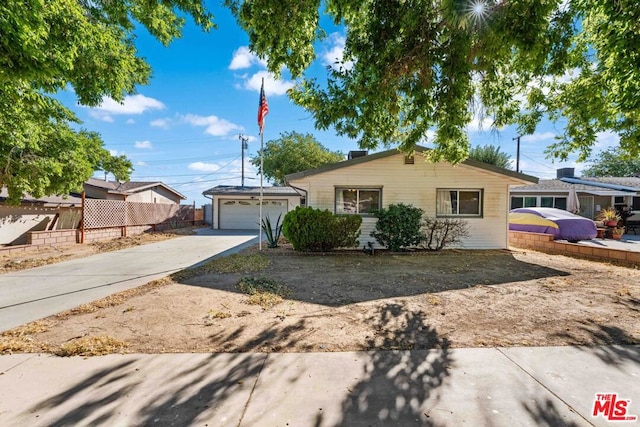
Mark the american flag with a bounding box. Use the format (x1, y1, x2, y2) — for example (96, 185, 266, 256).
(257, 78, 269, 134)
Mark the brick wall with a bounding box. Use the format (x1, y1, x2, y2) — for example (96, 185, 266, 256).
(509, 230, 640, 266)
(82, 225, 153, 243)
(27, 230, 79, 246)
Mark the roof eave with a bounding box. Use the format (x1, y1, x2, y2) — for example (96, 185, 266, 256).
(284, 146, 538, 184)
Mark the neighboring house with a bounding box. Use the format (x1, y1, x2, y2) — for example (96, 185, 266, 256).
(510, 168, 640, 220)
(1, 178, 186, 246)
(0, 189, 82, 245)
(84, 178, 186, 204)
(284, 147, 538, 249)
(202, 186, 302, 230)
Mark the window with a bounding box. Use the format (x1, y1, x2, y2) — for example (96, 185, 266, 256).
(633, 197, 640, 211)
(436, 189, 482, 217)
(335, 188, 381, 214)
(511, 196, 566, 210)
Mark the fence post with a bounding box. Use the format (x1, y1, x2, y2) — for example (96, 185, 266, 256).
(80, 191, 85, 244)
(192, 201, 196, 226)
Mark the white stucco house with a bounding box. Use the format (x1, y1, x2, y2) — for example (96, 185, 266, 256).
(202, 185, 302, 230)
(284, 147, 538, 249)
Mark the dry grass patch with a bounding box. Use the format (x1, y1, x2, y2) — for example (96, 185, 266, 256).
(0, 320, 56, 354)
(173, 253, 270, 281)
(54, 336, 128, 357)
(55, 277, 173, 319)
(236, 276, 291, 310)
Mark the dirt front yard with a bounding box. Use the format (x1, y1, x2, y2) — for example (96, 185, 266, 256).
(2, 241, 639, 356)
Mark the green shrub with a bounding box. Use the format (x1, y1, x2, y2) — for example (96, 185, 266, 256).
(282, 206, 362, 251)
(371, 203, 425, 251)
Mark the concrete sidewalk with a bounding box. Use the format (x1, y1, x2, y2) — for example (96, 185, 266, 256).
(0, 229, 258, 332)
(1, 345, 638, 426)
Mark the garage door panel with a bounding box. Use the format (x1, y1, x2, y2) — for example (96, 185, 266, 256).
(219, 199, 288, 229)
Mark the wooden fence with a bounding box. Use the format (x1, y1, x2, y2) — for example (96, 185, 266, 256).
(80, 199, 199, 243)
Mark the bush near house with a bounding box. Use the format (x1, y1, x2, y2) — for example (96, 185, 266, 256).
(422, 217, 470, 251)
(371, 203, 470, 251)
(282, 206, 361, 251)
(371, 203, 425, 251)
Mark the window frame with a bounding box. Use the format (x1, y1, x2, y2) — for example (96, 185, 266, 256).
(436, 188, 483, 218)
(334, 187, 382, 215)
(510, 195, 568, 210)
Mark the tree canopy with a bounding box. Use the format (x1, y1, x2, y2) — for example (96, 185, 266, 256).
(227, 0, 640, 164)
(468, 145, 512, 169)
(0, 0, 213, 204)
(251, 131, 344, 184)
(581, 147, 640, 177)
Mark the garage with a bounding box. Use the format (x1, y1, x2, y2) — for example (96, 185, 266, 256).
(218, 198, 289, 230)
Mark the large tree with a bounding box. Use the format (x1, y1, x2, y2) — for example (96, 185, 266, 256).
(227, 0, 640, 164)
(0, 0, 213, 204)
(582, 147, 640, 177)
(251, 131, 344, 185)
(468, 145, 512, 169)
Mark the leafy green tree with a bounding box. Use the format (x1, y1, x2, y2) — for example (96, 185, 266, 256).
(0, 0, 213, 204)
(582, 147, 640, 177)
(227, 0, 640, 163)
(252, 131, 344, 185)
(468, 145, 512, 169)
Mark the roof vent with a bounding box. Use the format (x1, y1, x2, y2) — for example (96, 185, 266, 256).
(556, 168, 575, 179)
(404, 155, 415, 165)
(348, 150, 368, 160)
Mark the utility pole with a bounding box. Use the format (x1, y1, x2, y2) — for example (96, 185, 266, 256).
(239, 134, 249, 187)
(513, 135, 521, 173)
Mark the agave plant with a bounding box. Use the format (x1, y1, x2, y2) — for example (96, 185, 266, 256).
(261, 213, 283, 248)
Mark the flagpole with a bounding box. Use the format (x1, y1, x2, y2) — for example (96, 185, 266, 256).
(259, 126, 264, 251)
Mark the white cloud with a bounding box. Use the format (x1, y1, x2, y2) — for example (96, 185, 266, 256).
(593, 130, 620, 151)
(134, 140, 153, 149)
(466, 116, 494, 132)
(521, 132, 556, 143)
(182, 114, 242, 137)
(322, 33, 354, 72)
(88, 94, 165, 122)
(229, 46, 266, 70)
(150, 118, 171, 129)
(188, 162, 222, 172)
(135, 161, 148, 167)
(243, 71, 294, 96)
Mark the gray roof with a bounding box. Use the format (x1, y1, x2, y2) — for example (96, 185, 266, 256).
(512, 177, 640, 194)
(0, 188, 83, 206)
(284, 146, 538, 184)
(85, 178, 186, 199)
(203, 185, 301, 197)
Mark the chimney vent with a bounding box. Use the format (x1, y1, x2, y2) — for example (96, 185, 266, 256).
(556, 168, 575, 179)
(348, 150, 368, 160)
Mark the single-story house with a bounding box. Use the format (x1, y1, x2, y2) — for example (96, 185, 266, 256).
(510, 168, 640, 220)
(202, 185, 302, 230)
(84, 178, 186, 204)
(284, 147, 538, 249)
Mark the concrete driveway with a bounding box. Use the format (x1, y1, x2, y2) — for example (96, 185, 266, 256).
(0, 229, 258, 332)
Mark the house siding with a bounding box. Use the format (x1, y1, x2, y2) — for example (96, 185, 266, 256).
(288, 154, 523, 249)
(125, 188, 180, 204)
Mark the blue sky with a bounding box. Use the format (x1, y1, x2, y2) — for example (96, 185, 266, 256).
(57, 3, 619, 206)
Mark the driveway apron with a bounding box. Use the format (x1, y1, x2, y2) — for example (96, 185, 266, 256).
(0, 230, 258, 332)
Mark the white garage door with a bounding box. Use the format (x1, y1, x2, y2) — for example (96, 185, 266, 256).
(218, 199, 288, 229)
